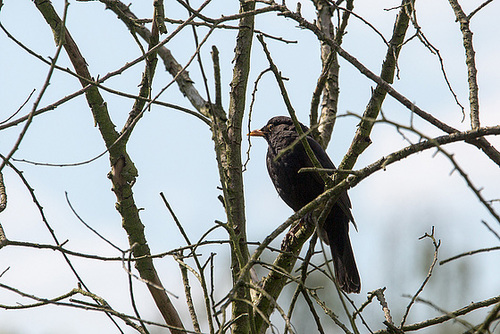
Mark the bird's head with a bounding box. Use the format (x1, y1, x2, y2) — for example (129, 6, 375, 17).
(248, 116, 309, 142)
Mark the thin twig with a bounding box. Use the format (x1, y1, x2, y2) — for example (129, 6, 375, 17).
(257, 33, 330, 185)
(0, 282, 193, 333)
(273, 3, 500, 166)
(65, 192, 124, 252)
(209, 253, 222, 328)
(309, 290, 354, 334)
(401, 294, 474, 330)
(186, 0, 212, 108)
(480, 220, 500, 241)
(468, 0, 495, 20)
(119, 246, 180, 299)
(244, 67, 272, 171)
(128, 251, 150, 334)
(400, 227, 441, 327)
(372, 288, 394, 326)
(0, 236, 231, 263)
(176, 253, 202, 333)
(286, 234, 320, 334)
(0, 89, 35, 125)
(140, 16, 298, 43)
(0, 5, 66, 173)
(407, 9, 465, 120)
(160, 192, 215, 333)
(344, 112, 500, 225)
(473, 299, 500, 333)
(439, 246, 500, 265)
(372, 295, 500, 333)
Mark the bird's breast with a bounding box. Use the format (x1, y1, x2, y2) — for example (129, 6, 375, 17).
(266, 146, 324, 212)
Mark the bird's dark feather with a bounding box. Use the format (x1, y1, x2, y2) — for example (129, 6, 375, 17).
(255, 116, 361, 293)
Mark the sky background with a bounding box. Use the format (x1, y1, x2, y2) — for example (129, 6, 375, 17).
(1, 0, 499, 333)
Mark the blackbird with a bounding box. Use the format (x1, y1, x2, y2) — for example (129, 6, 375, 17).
(249, 116, 360, 293)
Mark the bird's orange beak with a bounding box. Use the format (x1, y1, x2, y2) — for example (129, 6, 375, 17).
(248, 129, 265, 137)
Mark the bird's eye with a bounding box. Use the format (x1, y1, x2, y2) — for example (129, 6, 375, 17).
(267, 124, 274, 131)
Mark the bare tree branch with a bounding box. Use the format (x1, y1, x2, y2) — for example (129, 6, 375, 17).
(312, 0, 344, 148)
(447, 0, 480, 129)
(208, 1, 257, 333)
(0, 171, 6, 213)
(0, 3, 66, 173)
(439, 246, 500, 265)
(401, 228, 441, 327)
(32, 1, 185, 332)
(373, 295, 500, 333)
(340, 0, 411, 171)
(274, 3, 500, 166)
(2, 2, 499, 333)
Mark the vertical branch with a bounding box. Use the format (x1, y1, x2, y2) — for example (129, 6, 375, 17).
(447, 0, 480, 129)
(176, 254, 202, 333)
(0, 171, 6, 214)
(153, 0, 167, 34)
(0, 169, 6, 251)
(210, 1, 256, 333)
(312, 0, 353, 149)
(312, 0, 338, 148)
(310, 51, 335, 140)
(339, 0, 412, 171)
(120, 0, 161, 139)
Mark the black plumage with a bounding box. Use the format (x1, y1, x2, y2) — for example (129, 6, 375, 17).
(249, 116, 360, 293)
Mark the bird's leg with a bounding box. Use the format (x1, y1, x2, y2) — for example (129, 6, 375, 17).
(281, 212, 314, 250)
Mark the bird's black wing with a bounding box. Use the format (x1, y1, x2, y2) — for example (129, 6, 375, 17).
(306, 137, 361, 293)
(305, 137, 355, 225)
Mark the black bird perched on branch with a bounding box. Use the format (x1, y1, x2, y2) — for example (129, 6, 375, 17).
(249, 116, 360, 293)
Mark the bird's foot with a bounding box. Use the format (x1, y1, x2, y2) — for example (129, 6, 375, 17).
(281, 219, 304, 251)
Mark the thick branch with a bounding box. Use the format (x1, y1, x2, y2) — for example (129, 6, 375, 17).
(210, 2, 256, 333)
(340, 0, 412, 171)
(253, 219, 316, 333)
(311, 0, 354, 149)
(120, 1, 161, 140)
(33, 1, 184, 332)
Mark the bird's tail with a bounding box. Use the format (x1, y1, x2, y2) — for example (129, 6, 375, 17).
(325, 209, 361, 294)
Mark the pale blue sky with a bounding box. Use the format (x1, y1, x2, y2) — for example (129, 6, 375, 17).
(1, 1, 499, 333)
